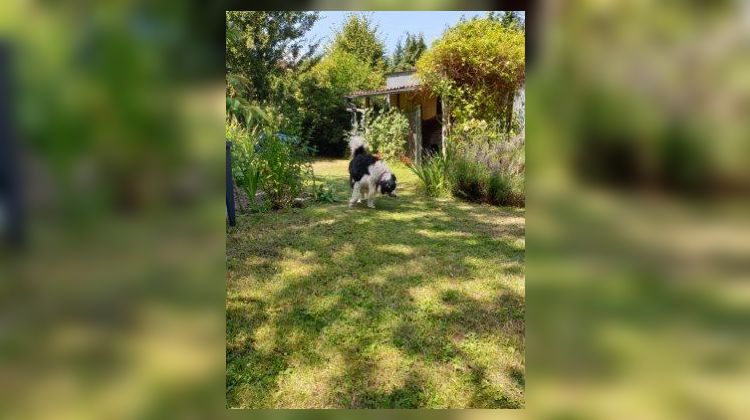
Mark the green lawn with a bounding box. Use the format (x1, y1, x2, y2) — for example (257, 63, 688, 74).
(226, 159, 525, 408)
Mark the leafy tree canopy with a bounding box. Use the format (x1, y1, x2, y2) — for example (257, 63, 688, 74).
(298, 49, 384, 155)
(330, 13, 385, 69)
(309, 49, 383, 95)
(226, 11, 319, 101)
(417, 18, 525, 130)
(389, 33, 427, 72)
(487, 11, 525, 31)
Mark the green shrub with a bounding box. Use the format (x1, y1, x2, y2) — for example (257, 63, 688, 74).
(255, 133, 311, 209)
(416, 18, 524, 131)
(299, 49, 384, 156)
(310, 182, 339, 203)
(365, 108, 409, 160)
(242, 166, 262, 207)
(448, 143, 525, 207)
(488, 172, 516, 206)
(442, 119, 525, 207)
(226, 112, 312, 210)
(406, 138, 524, 207)
(226, 122, 259, 198)
(406, 152, 449, 197)
(450, 158, 488, 202)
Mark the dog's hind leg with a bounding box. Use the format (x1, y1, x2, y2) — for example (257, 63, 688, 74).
(349, 182, 362, 208)
(349, 176, 362, 203)
(366, 183, 376, 208)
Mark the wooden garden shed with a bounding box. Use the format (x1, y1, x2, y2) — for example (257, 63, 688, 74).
(346, 71, 447, 164)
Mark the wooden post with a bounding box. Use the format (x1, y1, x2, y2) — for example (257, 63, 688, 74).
(441, 97, 449, 157)
(415, 105, 422, 165)
(362, 108, 367, 135)
(350, 108, 357, 134)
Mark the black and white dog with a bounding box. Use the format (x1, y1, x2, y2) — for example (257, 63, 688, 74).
(348, 136, 397, 208)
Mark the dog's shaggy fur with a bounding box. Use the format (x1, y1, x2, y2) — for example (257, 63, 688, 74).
(348, 136, 397, 208)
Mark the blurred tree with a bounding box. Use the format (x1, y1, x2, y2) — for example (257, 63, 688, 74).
(225, 11, 319, 102)
(488, 11, 525, 31)
(390, 39, 404, 71)
(330, 13, 385, 69)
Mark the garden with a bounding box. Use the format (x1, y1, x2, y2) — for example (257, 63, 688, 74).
(226, 11, 526, 408)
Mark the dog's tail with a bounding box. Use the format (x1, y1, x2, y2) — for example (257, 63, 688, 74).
(349, 135, 367, 158)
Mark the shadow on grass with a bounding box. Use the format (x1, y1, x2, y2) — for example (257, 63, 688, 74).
(467, 363, 523, 409)
(226, 164, 525, 408)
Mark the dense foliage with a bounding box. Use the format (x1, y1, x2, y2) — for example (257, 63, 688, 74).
(450, 152, 524, 206)
(255, 133, 312, 209)
(226, 109, 312, 211)
(407, 121, 525, 206)
(296, 13, 387, 156)
(405, 152, 449, 197)
(229, 12, 386, 156)
(488, 11, 525, 31)
(406, 16, 526, 207)
(416, 17, 525, 131)
(300, 49, 383, 155)
(389, 33, 427, 72)
(364, 109, 409, 161)
(329, 13, 386, 69)
(451, 121, 524, 206)
(226, 12, 319, 101)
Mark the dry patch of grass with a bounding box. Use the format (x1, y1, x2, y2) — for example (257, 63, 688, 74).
(226, 159, 525, 408)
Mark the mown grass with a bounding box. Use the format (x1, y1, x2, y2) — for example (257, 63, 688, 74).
(226, 159, 525, 408)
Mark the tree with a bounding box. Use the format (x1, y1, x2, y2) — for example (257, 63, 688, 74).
(389, 33, 427, 72)
(226, 11, 319, 101)
(417, 18, 525, 131)
(288, 13, 386, 155)
(502, 11, 524, 30)
(330, 13, 385, 69)
(390, 39, 404, 70)
(488, 11, 524, 31)
(402, 33, 427, 69)
(298, 49, 383, 155)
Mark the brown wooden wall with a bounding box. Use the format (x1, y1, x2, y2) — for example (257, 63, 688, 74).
(388, 90, 437, 121)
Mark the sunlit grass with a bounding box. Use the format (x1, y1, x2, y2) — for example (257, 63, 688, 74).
(226, 159, 525, 408)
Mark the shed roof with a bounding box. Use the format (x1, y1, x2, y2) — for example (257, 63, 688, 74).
(346, 70, 422, 98)
(346, 83, 422, 99)
(385, 70, 417, 76)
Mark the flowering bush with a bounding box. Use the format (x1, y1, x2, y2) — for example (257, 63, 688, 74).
(452, 119, 524, 176)
(447, 127, 524, 206)
(417, 18, 524, 132)
(364, 109, 409, 161)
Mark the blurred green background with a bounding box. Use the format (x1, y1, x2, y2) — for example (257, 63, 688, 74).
(527, 0, 750, 418)
(1, 0, 749, 418)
